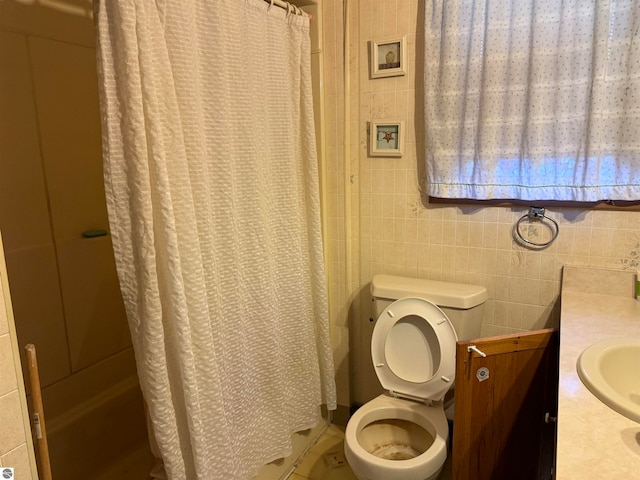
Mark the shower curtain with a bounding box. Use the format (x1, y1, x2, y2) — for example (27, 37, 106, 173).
(95, 1, 336, 479)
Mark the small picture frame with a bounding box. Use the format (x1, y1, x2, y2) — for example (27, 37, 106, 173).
(370, 120, 404, 157)
(370, 36, 407, 79)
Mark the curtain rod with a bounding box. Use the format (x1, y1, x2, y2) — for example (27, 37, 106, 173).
(263, 0, 310, 18)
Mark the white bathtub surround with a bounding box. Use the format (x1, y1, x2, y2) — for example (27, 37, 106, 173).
(557, 266, 640, 478)
(43, 356, 149, 480)
(95, 1, 336, 479)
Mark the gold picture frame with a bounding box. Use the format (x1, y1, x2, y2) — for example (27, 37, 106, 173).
(370, 36, 407, 79)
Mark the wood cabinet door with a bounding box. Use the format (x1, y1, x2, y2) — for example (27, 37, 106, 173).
(452, 329, 558, 480)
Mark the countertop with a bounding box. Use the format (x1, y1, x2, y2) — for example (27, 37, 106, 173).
(556, 266, 640, 478)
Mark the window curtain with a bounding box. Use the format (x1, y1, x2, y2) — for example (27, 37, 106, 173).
(95, 1, 336, 478)
(423, 0, 640, 201)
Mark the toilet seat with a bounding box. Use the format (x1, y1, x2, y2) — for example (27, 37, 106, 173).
(372, 297, 457, 403)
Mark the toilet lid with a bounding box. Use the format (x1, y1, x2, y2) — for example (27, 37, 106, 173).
(371, 297, 458, 402)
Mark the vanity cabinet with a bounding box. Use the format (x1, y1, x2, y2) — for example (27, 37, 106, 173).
(452, 329, 558, 480)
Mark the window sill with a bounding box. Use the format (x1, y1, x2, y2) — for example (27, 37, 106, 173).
(427, 197, 640, 211)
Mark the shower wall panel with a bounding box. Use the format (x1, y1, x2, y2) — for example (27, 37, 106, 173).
(0, 3, 148, 479)
(28, 36, 131, 372)
(0, 30, 71, 387)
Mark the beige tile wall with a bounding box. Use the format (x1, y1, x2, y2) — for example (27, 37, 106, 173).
(323, 0, 640, 407)
(0, 233, 38, 479)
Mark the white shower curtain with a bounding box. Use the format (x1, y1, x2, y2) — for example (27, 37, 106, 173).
(95, 1, 336, 479)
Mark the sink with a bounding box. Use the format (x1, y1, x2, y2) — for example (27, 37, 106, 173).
(577, 338, 640, 423)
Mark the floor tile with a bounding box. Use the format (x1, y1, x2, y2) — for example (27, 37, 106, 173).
(324, 424, 345, 438)
(292, 450, 323, 478)
(293, 431, 357, 480)
(309, 434, 343, 456)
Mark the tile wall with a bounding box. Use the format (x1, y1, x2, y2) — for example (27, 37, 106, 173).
(0, 234, 37, 479)
(323, 0, 640, 407)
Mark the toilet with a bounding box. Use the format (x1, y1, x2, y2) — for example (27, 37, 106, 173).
(344, 274, 488, 480)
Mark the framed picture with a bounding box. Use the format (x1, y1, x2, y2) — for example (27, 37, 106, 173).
(370, 36, 407, 79)
(370, 120, 404, 157)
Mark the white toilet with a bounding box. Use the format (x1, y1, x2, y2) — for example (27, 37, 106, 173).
(344, 274, 487, 480)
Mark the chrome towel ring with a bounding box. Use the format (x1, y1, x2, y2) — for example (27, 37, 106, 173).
(514, 207, 559, 248)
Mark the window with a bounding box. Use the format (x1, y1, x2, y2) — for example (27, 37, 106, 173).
(423, 0, 640, 202)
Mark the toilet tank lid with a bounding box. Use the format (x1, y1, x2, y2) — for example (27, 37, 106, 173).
(370, 274, 488, 309)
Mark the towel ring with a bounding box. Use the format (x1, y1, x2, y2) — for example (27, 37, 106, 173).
(515, 207, 559, 248)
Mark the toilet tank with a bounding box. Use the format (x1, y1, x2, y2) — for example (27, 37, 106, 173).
(370, 274, 488, 341)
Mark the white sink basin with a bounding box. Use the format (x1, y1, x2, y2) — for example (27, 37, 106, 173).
(577, 338, 640, 423)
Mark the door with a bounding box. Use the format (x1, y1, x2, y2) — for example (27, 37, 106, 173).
(453, 329, 559, 480)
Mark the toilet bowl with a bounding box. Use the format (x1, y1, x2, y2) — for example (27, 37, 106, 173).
(344, 297, 458, 480)
(344, 394, 448, 480)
